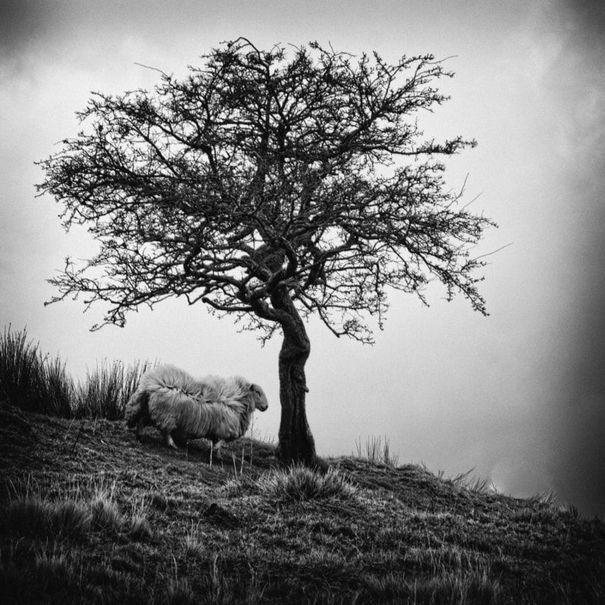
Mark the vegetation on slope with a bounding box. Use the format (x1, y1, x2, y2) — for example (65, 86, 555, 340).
(0, 403, 603, 604)
(0, 326, 603, 603)
(0, 326, 149, 419)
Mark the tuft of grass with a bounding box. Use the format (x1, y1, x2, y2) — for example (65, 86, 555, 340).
(256, 465, 357, 502)
(220, 473, 260, 498)
(90, 494, 124, 533)
(128, 497, 153, 541)
(363, 569, 501, 604)
(0, 480, 153, 546)
(74, 359, 152, 420)
(450, 468, 495, 494)
(0, 326, 73, 416)
(33, 550, 77, 593)
(354, 435, 400, 467)
(129, 514, 153, 541)
(184, 523, 206, 558)
(0, 324, 153, 420)
(0, 497, 91, 542)
(0, 325, 154, 421)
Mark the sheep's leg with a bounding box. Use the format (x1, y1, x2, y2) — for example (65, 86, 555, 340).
(165, 432, 178, 449)
(135, 418, 145, 441)
(214, 440, 224, 460)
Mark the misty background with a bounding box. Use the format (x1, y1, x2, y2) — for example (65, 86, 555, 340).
(1, 0, 603, 516)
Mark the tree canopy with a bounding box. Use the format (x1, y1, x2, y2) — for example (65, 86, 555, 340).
(38, 38, 495, 464)
(39, 38, 493, 340)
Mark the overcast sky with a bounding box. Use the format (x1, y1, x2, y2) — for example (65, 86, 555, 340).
(1, 0, 604, 516)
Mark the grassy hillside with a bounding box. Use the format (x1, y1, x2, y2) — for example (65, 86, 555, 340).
(0, 402, 603, 605)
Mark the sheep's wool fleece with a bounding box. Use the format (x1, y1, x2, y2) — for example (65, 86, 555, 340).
(135, 365, 258, 442)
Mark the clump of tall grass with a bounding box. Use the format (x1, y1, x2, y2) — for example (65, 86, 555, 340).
(184, 524, 206, 558)
(127, 496, 153, 541)
(256, 465, 357, 502)
(0, 325, 152, 420)
(449, 468, 495, 495)
(354, 435, 400, 467)
(0, 480, 152, 543)
(89, 486, 124, 533)
(74, 359, 151, 420)
(0, 326, 73, 416)
(1, 497, 91, 542)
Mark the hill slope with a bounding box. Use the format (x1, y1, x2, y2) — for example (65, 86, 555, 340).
(0, 403, 603, 604)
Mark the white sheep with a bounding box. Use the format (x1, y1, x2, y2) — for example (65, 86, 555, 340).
(125, 364, 268, 456)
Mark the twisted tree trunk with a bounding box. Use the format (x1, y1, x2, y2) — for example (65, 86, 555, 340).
(270, 286, 319, 467)
(277, 320, 316, 466)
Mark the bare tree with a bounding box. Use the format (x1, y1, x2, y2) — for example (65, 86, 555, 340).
(38, 38, 495, 467)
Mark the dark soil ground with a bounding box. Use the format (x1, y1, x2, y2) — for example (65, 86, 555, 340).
(0, 402, 603, 604)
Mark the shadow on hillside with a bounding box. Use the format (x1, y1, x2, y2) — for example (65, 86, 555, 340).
(134, 426, 278, 471)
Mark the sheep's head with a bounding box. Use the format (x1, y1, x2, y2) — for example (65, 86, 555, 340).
(249, 384, 268, 411)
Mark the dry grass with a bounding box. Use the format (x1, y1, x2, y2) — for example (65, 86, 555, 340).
(0, 480, 152, 545)
(254, 465, 357, 502)
(74, 359, 152, 420)
(0, 326, 73, 416)
(0, 325, 151, 420)
(354, 435, 400, 467)
(2, 405, 603, 605)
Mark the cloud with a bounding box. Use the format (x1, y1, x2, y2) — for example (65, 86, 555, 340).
(0, 0, 54, 60)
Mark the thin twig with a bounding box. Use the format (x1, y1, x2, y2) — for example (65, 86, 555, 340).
(134, 62, 170, 77)
(475, 242, 513, 261)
